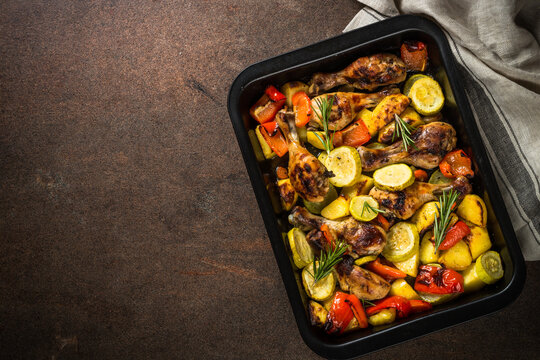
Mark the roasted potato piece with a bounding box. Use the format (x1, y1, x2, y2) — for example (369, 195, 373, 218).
(356, 108, 376, 137)
(392, 250, 420, 277)
(411, 201, 439, 234)
(465, 225, 492, 260)
(340, 175, 374, 199)
(456, 194, 487, 227)
(321, 196, 350, 220)
(308, 300, 328, 327)
(255, 125, 276, 159)
(368, 308, 396, 326)
(389, 278, 420, 300)
(419, 231, 440, 264)
(461, 262, 486, 293)
(438, 240, 472, 270)
(277, 178, 298, 211)
(280, 81, 309, 108)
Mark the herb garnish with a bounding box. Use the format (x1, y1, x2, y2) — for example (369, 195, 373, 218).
(393, 114, 417, 152)
(312, 96, 335, 155)
(361, 200, 386, 218)
(433, 189, 459, 252)
(309, 240, 348, 283)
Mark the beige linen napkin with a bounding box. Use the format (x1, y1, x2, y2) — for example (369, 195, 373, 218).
(345, 0, 540, 260)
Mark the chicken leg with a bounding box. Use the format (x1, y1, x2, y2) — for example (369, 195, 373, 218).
(310, 87, 400, 131)
(308, 53, 407, 96)
(369, 176, 472, 220)
(335, 255, 390, 301)
(275, 110, 330, 202)
(288, 206, 386, 256)
(357, 122, 457, 171)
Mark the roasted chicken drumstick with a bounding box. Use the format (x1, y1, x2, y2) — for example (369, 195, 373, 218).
(335, 255, 390, 300)
(369, 176, 472, 220)
(308, 53, 407, 96)
(288, 206, 386, 256)
(275, 110, 330, 202)
(310, 87, 400, 131)
(357, 122, 457, 171)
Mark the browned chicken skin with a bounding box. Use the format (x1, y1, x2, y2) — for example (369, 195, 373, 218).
(310, 87, 400, 131)
(308, 53, 407, 96)
(369, 176, 472, 220)
(275, 110, 330, 202)
(288, 206, 386, 256)
(335, 255, 390, 300)
(357, 122, 457, 171)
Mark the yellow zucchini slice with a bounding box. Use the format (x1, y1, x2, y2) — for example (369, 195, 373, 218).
(321, 196, 350, 220)
(325, 146, 363, 187)
(373, 164, 414, 191)
(354, 255, 378, 266)
(408, 77, 445, 116)
(349, 195, 380, 222)
(456, 194, 488, 227)
(288, 228, 314, 269)
(403, 74, 429, 97)
(389, 278, 420, 300)
(475, 251, 504, 284)
(302, 263, 336, 301)
(428, 169, 452, 185)
(383, 222, 419, 262)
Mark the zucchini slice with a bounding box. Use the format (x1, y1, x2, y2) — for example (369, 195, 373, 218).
(383, 222, 419, 262)
(373, 164, 414, 191)
(324, 146, 363, 187)
(349, 195, 380, 222)
(475, 251, 504, 284)
(408, 77, 445, 116)
(302, 263, 336, 301)
(287, 228, 314, 269)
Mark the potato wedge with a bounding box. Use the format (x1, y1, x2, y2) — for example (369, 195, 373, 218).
(369, 94, 410, 135)
(393, 249, 420, 277)
(356, 108, 376, 137)
(411, 201, 439, 234)
(377, 107, 425, 143)
(456, 194, 487, 227)
(340, 175, 374, 199)
(280, 81, 309, 108)
(277, 178, 298, 211)
(389, 278, 420, 300)
(419, 231, 440, 264)
(438, 240, 472, 271)
(465, 225, 492, 260)
(321, 196, 350, 220)
(308, 300, 328, 327)
(461, 263, 486, 293)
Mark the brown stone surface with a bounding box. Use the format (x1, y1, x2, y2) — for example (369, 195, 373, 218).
(0, 0, 539, 359)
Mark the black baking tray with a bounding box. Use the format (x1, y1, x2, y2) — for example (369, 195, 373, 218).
(227, 15, 525, 359)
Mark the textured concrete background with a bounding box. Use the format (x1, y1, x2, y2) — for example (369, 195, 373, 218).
(1, 1, 539, 359)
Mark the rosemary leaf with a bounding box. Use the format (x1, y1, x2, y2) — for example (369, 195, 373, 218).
(311, 239, 348, 283)
(433, 189, 459, 252)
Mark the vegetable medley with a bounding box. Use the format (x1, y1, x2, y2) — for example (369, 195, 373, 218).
(248, 41, 504, 334)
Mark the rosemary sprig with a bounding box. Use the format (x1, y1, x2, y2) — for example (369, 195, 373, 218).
(312, 96, 335, 155)
(309, 240, 348, 283)
(362, 299, 376, 307)
(433, 189, 459, 252)
(361, 201, 386, 218)
(393, 114, 417, 152)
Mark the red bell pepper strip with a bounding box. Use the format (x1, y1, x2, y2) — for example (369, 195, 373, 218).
(259, 125, 288, 157)
(345, 293, 369, 329)
(400, 41, 428, 72)
(439, 149, 474, 178)
(325, 292, 355, 334)
(265, 85, 286, 102)
(438, 220, 471, 251)
(366, 296, 412, 318)
(364, 258, 407, 281)
(325, 292, 368, 334)
(261, 120, 279, 134)
(292, 91, 312, 128)
(249, 94, 286, 124)
(409, 299, 432, 314)
(414, 265, 464, 295)
(413, 169, 428, 182)
(333, 119, 371, 147)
